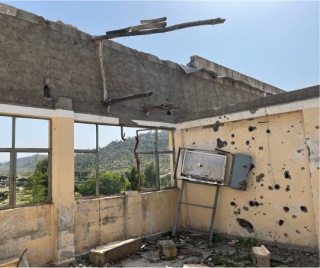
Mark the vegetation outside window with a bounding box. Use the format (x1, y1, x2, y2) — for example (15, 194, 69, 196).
(0, 116, 51, 209)
(74, 123, 175, 198)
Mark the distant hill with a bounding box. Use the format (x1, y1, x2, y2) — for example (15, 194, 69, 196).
(76, 130, 171, 174)
(0, 131, 171, 176)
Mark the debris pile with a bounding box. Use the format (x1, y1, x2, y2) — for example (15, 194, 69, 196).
(70, 231, 320, 267)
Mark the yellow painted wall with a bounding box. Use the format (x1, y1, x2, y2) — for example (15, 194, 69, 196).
(176, 110, 319, 249)
(302, 108, 320, 246)
(75, 189, 179, 255)
(0, 205, 53, 266)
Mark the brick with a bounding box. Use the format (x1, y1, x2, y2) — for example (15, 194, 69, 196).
(89, 238, 142, 266)
(251, 245, 271, 267)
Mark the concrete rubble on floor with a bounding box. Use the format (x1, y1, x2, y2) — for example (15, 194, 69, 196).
(70, 231, 320, 267)
(88, 238, 142, 266)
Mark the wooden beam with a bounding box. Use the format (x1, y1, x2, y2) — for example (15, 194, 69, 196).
(103, 91, 153, 106)
(130, 22, 166, 32)
(140, 17, 167, 24)
(92, 18, 225, 41)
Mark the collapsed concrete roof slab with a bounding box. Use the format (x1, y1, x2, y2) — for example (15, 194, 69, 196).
(0, 3, 292, 126)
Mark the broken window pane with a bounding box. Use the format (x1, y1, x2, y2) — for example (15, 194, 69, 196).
(0, 116, 12, 148)
(15, 118, 49, 148)
(74, 123, 96, 150)
(0, 152, 10, 207)
(16, 153, 49, 205)
(74, 153, 96, 197)
(139, 154, 157, 189)
(137, 130, 156, 152)
(157, 130, 171, 151)
(159, 154, 173, 189)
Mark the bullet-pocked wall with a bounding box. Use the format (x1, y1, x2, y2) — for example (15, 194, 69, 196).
(174, 97, 319, 249)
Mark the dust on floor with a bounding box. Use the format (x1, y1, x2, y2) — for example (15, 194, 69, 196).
(71, 231, 320, 267)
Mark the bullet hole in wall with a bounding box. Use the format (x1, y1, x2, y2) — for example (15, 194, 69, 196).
(231, 141, 235, 145)
(268, 186, 273, 190)
(246, 140, 250, 145)
(252, 137, 255, 140)
(297, 149, 303, 153)
(217, 138, 228, 148)
(278, 220, 284, 226)
(231, 133, 235, 138)
(292, 215, 297, 219)
(260, 196, 264, 199)
(301, 167, 305, 170)
(274, 184, 280, 190)
(236, 218, 254, 233)
(249, 201, 259, 207)
(266, 129, 271, 134)
(43, 85, 51, 98)
(283, 206, 289, 213)
(248, 126, 257, 132)
(316, 126, 319, 129)
(284, 171, 291, 179)
(296, 230, 301, 234)
(212, 121, 224, 132)
(249, 163, 255, 171)
(192, 142, 195, 145)
(259, 146, 263, 150)
(243, 206, 249, 211)
(234, 208, 241, 216)
(300, 206, 308, 213)
(186, 129, 188, 132)
(230, 202, 236, 206)
(285, 185, 290, 192)
(256, 173, 265, 183)
(284, 233, 288, 238)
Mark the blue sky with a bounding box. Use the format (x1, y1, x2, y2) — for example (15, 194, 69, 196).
(2, 0, 319, 91)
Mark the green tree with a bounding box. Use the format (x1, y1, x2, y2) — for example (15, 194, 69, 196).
(160, 173, 172, 188)
(22, 170, 48, 203)
(77, 171, 131, 197)
(22, 157, 48, 203)
(125, 166, 138, 190)
(143, 162, 157, 188)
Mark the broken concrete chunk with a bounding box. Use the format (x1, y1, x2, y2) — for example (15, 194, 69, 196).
(183, 264, 210, 268)
(251, 245, 271, 267)
(89, 238, 142, 266)
(157, 240, 177, 259)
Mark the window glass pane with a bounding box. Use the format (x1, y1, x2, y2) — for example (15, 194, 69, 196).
(0, 116, 12, 148)
(139, 154, 157, 189)
(137, 130, 156, 151)
(16, 118, 49, 148)
(159, 154, 174, 188)
(16, 153, 49, 205)
(74, 153, 96, 197)
(157, 130, 171, 151)
(0, 152, 10, 207)
(74, 123, 96, 150)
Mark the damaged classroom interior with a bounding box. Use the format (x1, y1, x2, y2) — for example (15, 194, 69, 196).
(0, 2, 319, 268)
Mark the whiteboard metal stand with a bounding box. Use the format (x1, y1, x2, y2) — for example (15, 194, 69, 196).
(172, 178, 221, 243)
